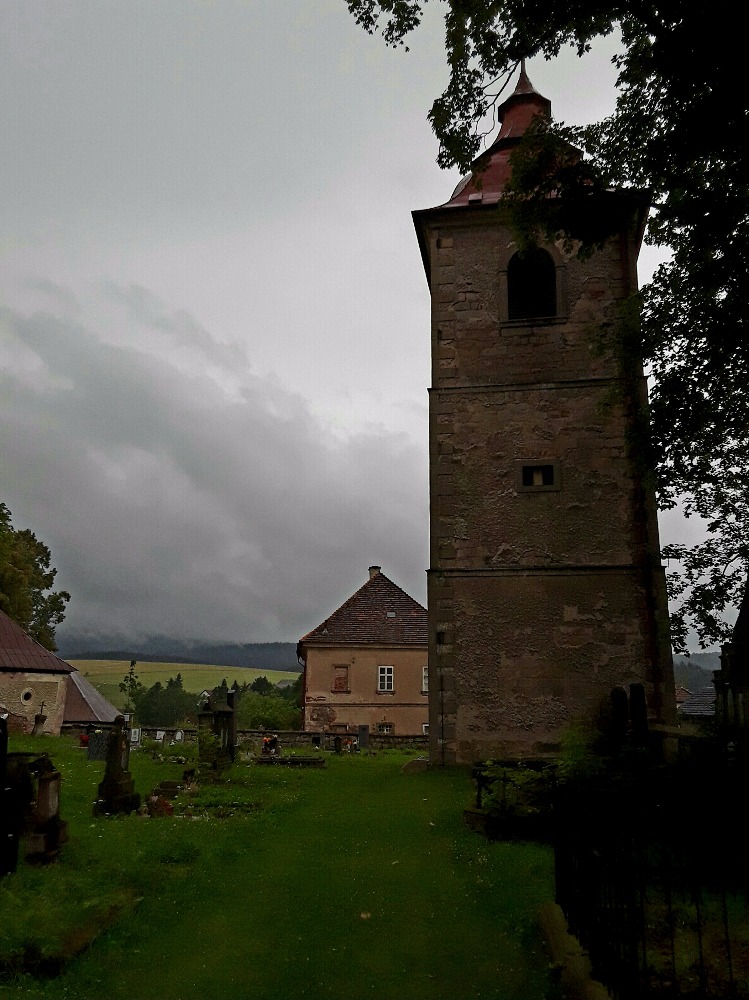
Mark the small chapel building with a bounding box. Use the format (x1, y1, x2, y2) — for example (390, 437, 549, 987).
(412, 66, 676, 764)
(0, 609, 119, 734)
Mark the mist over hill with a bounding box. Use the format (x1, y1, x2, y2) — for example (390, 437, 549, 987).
(57, 632, 300, 671)
(673, 651, 720, 690)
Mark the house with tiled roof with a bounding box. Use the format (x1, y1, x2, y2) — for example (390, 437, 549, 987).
(297, 566, 428, 737)
(0, 609, 119, 734)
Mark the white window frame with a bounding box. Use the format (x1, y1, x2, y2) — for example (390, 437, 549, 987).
(422, 665, 429, 693)
(422, 723, 429, 736)
(377, 722, 394, 734)
(377, 665, 394, 692)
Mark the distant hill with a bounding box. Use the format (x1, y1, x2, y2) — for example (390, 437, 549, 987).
(57, 634, 300, 671)
(673, 650, 720, 691)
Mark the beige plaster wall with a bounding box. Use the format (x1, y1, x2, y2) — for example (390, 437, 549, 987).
(0, 671, 68, 734)
(303, 645, 428, 736)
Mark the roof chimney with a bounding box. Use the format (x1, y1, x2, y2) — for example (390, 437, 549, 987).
(369, 566, 381, 579)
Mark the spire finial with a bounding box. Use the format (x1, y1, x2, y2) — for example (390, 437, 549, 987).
(514, 58, 535, 95)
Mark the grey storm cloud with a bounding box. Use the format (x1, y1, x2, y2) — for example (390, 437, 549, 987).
(0, 291, 428, 642)
(2, 0, 681, 648)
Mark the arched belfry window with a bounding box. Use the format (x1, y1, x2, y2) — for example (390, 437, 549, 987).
(507, 248, 557, 321)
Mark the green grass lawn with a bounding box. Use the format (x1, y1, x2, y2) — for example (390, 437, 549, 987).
(1, 736, 555, 1000)
(68, 660, 300, 710)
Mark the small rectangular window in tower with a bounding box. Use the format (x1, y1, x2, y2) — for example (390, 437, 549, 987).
(517, 461, 561, 492)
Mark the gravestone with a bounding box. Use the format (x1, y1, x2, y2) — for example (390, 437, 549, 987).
(130, 727, 141, 746)
(87, 729, 109, 761)
(93, 716, 141, 817)
(198, 697, 236, 773)
(357, 725, 370, 750)
(24, 757, 68, 862)
(31, 711, 47, 737)
(0, 714, 20, 876)
(1, 728, 68, 871)
(629, 683, 649, 740)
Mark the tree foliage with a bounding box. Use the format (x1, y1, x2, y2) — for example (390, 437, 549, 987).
(135, 673, 198, 727)
(120, 665, 198, 726)
(347, 2, 749, 649)
(0, 502, 71, 651)
(234, 674, 302, 731)
(118, 660, 145, 714)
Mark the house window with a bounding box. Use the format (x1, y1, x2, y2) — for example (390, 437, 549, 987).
(331, 665, 349, 692)
(377, 666, 394, 692)
(377, 722, 394, 734)
(422, 723, 429, 736)
(507, 248, 557, 321)
(422, 666, 429, 693)
(517, 460, 561, 492)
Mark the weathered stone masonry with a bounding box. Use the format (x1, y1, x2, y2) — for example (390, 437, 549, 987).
(414, 71, 675, 764)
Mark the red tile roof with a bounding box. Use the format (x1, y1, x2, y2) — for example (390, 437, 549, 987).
(438, 64, 553, 210)
(299, 568, 427, 648)
(64, 671, 120, 723)
(0, 609, 74, 674)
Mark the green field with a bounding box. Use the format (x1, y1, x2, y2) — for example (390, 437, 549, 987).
(0, 736, 555, 1000)
(69, 660, 300, 710)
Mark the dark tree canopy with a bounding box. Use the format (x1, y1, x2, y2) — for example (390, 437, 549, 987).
(347, 1, 749, 650)
(0, 502, 70, 651)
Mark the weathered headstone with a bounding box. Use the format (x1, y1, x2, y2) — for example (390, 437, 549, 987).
(93, 716, 141, 817)
(198, 697, 236, 773)
(629, 683, 648, 740)
(130, 727, 141, 746)
(87, 729, 109, 761)
(24, 758, 68, 862)
(0, 714, 19, 877)
(31, 710, 47, 737)
(226, 690, 237, 758)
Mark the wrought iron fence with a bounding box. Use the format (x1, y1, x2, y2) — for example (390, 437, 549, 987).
(554, 755, 749, 998)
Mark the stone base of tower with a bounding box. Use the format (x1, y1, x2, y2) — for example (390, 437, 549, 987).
(428, 568, 674, 765)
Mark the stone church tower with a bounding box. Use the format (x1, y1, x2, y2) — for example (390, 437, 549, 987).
(413, 67, 676, 764)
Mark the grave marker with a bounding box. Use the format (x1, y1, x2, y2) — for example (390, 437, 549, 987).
(93, 716, 141, 816)
(87, 729, 109, 761)
(0, 714, 19, 876)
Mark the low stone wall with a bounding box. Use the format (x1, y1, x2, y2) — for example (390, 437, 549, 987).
(62, 724, 428, 753)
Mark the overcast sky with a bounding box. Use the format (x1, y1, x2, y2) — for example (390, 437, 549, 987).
(1, 1, 691, 647)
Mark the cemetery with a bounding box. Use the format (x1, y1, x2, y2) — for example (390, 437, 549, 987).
(4, 655, 749, 999)
(0, 705, 555, 1000)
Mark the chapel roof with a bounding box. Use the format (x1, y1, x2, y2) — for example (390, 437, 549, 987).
(0, 609, 74, 674)
(299, 566, 427, 648)
(63, 670, 120, 723)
